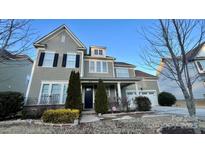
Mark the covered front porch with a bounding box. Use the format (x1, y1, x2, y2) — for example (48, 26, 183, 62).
(81, 78, 140, 110)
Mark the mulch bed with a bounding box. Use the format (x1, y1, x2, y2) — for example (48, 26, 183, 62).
(161, 126, 205, 134)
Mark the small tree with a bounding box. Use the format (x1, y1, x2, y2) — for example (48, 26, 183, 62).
(95, 79, 108, 114)
(65, 71, 82, 111)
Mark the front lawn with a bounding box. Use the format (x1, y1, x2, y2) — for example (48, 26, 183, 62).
(0, 114, 203, 134)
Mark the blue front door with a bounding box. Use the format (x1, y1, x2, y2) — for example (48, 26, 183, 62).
(84, 86, 93, 109)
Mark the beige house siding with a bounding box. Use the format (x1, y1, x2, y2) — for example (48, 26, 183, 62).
(27, 30, 83, 104)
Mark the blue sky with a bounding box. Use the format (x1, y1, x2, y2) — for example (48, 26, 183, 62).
(30, 19, 155, 74)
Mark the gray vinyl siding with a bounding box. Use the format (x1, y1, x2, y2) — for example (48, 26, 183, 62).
(137, 80, 159, 93)
(0, 60, 32, 95)
(83, 60, 114, 78)
(158, 62, 205, 100)
(121, 80, 159, 97)
(27, 30, 83, 104)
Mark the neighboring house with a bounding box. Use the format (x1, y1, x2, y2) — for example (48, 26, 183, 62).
(25, 25, 159, 110)
(0, 49, 33, 95)
(157, 43, 205, 106)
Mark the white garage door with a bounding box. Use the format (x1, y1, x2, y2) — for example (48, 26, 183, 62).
(126, 90, 158, 107)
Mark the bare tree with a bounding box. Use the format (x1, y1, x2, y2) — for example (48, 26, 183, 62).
(0, 19, 35, 62)
(139, 19, 205, 118)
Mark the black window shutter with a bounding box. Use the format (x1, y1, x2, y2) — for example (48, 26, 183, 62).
(75, 54, 80, 68)
(197, 61, 203, 71)
(53, 53, 59, 67)
(62, 54, 67, 67)
(38, 52, 45, 66)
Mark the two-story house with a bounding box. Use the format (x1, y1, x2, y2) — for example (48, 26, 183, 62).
(157, 43, 205, 107)
(25, 25, 159, 111)
(0, 49, 33, 95)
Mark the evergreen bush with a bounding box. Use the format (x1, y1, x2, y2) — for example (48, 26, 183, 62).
(65, 71, 82, 111)
(158, 92, 176, 106)
(42, 109, 79, 123)
(95, 79, 108, 114)
(135, 96, 151, 111)
(0, 91, 24, 119)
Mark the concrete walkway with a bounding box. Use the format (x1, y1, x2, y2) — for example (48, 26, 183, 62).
(80, 114, 101, 123)
(80, 111, 101, 123)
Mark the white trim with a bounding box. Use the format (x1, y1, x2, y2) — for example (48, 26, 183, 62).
(93, 85, 95, 104)
(41, 51, 56, 68)
(114, 85, 117, 97)
(25, 59, 36, 103)
(114, 66, 134, 69)
(91, 48, 106, 57)
(88, 59, 109, 73)
(38, 81, 68, 105)
(35, 25, 86, 49)
(66, 52, 77, 68)
(116, 67, 129, 78)
(112, 61, 115, 77)
(84, 59, 114, 62)
(195, 61, 205, 73)
(117, 82, 122, 98)
(79, 51, 84, 77)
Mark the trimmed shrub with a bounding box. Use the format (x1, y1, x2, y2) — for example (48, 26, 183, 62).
(0, 91, 24, 119)
(42, 109, 79, 123)
(65, 71, 82, 111)
(95, 79, 108, 114)
(158, 92, 176, 106)
(135, 96, 151, 111)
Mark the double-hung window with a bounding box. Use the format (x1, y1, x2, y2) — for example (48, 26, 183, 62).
(89, 60, 108, 73)
(93, 49, 104, 56)
(42, 52, 55, 67)
(116, 68, 129, 77)
(89, 61, 95, 72)
(66, 54, 76, 68)
(102, 61, 108, 72)
(96, 61, 101, 72)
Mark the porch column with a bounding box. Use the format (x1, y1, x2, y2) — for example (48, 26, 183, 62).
(135, 82, 138, 96)
(117, 82, 122, 98)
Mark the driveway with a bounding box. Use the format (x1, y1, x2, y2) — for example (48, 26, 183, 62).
(152, 106, 205, 119)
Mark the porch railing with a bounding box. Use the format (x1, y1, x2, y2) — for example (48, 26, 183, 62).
(40, 94, 61, 105)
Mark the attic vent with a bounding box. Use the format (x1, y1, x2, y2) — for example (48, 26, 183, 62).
(61, 35, 65, 43)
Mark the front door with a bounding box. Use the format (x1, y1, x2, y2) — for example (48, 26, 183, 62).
(84, 86, 93, 109)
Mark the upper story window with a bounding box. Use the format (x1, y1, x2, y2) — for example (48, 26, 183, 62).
(92, 49, 105, 57)
(89, 61, 95, 72)
(62, 53, 80, 68)
(196, 60, 205, 73)
(89, 60, 108, 73)
(43, 52, 55, 67)
(66, 54, 76, 68)
(116, 68, 129, 77)
(38, 51, 58, 68)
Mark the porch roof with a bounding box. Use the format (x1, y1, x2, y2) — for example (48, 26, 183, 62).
(80, 77, 142, 83)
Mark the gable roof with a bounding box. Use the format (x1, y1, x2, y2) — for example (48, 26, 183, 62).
(185, 42, 205, 61)
(161, 42, 205, 63)
(34, 24, 87, 50)
(135, 70, 157, 78)
(0, 49, 33, 63)
(114, 61, 136, 68)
